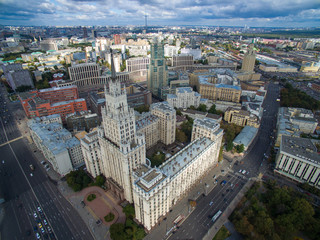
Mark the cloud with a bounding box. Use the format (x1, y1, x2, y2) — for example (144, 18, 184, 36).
(0, 0, 319, 27)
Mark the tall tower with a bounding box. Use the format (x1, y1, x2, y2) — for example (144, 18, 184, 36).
(99, 50, 146, 202)
(147, 38, 168, 98)
(241, 44, 256, 73)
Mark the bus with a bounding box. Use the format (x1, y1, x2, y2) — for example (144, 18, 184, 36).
(211, 210, 222, 222)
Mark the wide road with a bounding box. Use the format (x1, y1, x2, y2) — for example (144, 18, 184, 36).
(0, 84, 93, 240)
(169, 82, 280, 240)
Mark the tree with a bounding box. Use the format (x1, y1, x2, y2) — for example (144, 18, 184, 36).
(123, 204, 135, 219)
(197, 104, 207, 112)
(149, 151, 165, 167)
(176, 129, 187, 143)
(226, 141, 233, 152)
(134, 105, 149, 114)
(110, 223, 128, 240)
(235, 144, 245, 153)
(176, 109, 182, 116)
(53, 65, 58, 70)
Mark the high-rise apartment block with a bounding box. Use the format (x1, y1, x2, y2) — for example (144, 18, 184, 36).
(150, 102, 176, 145)
(167, 87, 201, 109)
(136, 113, 160, 149)
(147, 39, 168, 98)
(133, 118, 223, 231)
(114, 34, 121, 45)
(80, 129, 103, 178)
(241, 44, 256, 73)
(98, 57, 147, 203)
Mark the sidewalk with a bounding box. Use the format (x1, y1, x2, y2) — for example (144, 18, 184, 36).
(203, 179, 254, 240)
(145, 158, 233, 240)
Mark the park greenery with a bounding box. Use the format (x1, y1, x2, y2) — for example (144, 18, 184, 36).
(208, 104, 224, 116)
(180, 116, 194, 142)
(234, 144, 245, 153)
(87, 194, 96, 202)
(230, 181, 320, 240)
(212, 225, 231, 240)
(280, 83, 320, 111)
(66, 170, 92, 192)
(176, 128, 188, 143)
(148, 151, 166, 167)
(15, 85, 33, 92)
(109, 204, 146, 240)
(66, 170, 106, 192)
(134, 105, 149, 114)
(220, 122, 243, 152)
(104, 212, 115, 222)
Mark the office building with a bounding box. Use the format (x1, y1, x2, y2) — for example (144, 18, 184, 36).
(114, 34, 121, 45)
(197, 70, 241, 103)
(28, 115, 84, 175)
(166, 87, 201, 109)
(126, 57, 149, 72)
(66, 111, 100, 132)
(69, 62, 100, 83)
(224, 107, 260, 128)
(275, 107, 318, 147)
(150, 102, 176, 145)
(147, 38, 168, 98)
(40, 40, 58, 51)
(275, 136, 320, 189)
(2, 63, 34, 91)
(172, 54, 194, 67)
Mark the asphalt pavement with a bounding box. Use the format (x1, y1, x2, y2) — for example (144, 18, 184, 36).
(0, 84, 93, 240)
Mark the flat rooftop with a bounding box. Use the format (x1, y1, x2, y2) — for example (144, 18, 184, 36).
(281, 135, 320, 164)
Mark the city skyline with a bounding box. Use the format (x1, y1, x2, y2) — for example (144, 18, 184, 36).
(1, 0, 320, 28)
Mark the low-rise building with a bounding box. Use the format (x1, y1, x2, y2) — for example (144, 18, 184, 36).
(166, 87, 201, 109)
(28, 115, 84, 175)
(275, 136, 320, 189)
(233, 126, 258, 150)
(66, 111, 100, 132)
(224, 107, 260, 128)
(276, 107, 318, 147)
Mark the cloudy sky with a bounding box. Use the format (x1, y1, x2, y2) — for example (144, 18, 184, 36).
(1, 0, 320, 27)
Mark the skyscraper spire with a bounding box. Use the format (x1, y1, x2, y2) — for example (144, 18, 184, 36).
(110, 49, 117, 82)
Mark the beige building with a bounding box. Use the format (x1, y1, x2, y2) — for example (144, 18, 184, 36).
(172, 54, 194, 67)
(136, 113, 160, 149)
(166, 87, 201, 109)
(133, 118, 223, 231)
(241, 44, 256, 73)
(275, 136, 320, 189)
(98, 57, 147, 203)
(191, 118, 223, 142)
(224, 107, 260, 128)
(80, 129, 104, 178)
(150, 102, 176, 145)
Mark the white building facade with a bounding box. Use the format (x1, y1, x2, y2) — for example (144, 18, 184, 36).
(166, 87, 201, 109)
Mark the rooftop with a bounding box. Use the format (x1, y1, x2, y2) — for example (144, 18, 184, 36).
(233, 126, 258, 147)
(281, 136, 320, 164)
(160, 137, 213, 177)
(151, 101, 175, 113)
(136, 114, 159, 131)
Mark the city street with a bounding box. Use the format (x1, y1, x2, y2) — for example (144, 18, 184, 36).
(168, 82, 280, 240)
(0, 84, 93, 240)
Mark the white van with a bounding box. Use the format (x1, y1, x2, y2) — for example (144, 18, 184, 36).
(242, 170, 246, 175)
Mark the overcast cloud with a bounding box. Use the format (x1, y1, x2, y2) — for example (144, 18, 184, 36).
(0, 0, 319, 27)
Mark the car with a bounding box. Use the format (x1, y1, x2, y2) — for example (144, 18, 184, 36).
(40, 227, 45, 234)
(209, 201, 213, 206)
(41, 161, 46, 165)
(43, 219, 48, 225)
(47, 226, 52, 233)
(37, 207, 42, 213)
(38, 223, 42, 229)
(221, 180, 227, 186)
(239, 169, 242, 173)
(46, 167, 51, 171)
(36, 232, 41, 239)
(33, 212, 37, 219)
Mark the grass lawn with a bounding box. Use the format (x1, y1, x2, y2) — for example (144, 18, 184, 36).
(87, 194, 96, 202)
(213, 225, 231, 240)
